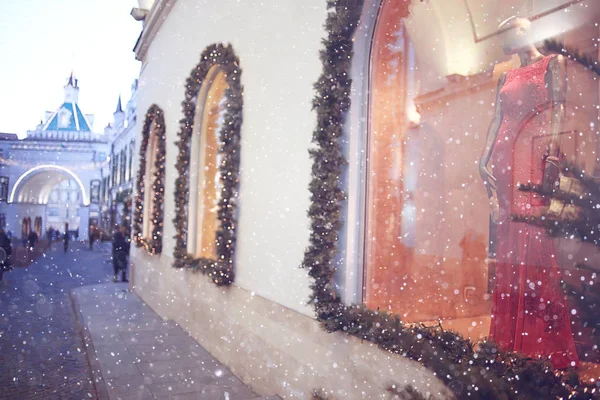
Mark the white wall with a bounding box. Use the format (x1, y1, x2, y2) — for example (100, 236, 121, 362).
(135, 0, 327, 315)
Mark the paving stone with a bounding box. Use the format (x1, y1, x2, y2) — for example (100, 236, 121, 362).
(0, 243, 111, 399)
(71, 280, 264, 400)
(2, 241, 275, 400)
(128, 346, 183, 363)
(106, 374, 155, 400)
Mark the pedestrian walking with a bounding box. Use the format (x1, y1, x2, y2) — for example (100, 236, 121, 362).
(63, 231, 69, 253)
(89, 226, 95, 250)
(46, 228, 52, 250)
(112, 226, 130, 282)
(28, 230, 38, 251)
(0, 228, 12, 281)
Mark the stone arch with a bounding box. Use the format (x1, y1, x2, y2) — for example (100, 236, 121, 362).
(9, 165, 88, 205)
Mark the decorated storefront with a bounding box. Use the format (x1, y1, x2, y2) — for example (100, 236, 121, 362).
(130, 0, 600, 398)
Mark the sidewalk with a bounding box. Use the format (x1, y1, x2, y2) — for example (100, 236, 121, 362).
(70, 283, 278, 400)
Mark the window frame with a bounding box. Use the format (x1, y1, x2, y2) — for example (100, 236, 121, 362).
(336, 0, 383, 305)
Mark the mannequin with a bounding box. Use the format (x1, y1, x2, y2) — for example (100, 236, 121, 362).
(479, 17, 577, 369)
(480, 17, 567, 203)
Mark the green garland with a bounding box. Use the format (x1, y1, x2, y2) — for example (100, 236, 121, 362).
(171, 43, 242, 286)
(303, 1, 596, 399)
(133, 105, 166, 255)
(116, 189, 133, 232)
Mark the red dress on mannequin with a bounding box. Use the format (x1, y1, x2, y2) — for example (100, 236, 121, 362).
(489, 54, 579, 369)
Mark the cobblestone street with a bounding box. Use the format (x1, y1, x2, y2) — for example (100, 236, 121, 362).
(0, 242, 113, 400)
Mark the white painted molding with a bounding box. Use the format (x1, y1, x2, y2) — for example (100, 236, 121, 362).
(133, 0, 178, 62)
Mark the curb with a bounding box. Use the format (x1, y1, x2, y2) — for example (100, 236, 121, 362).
(69, 289, 111, 400)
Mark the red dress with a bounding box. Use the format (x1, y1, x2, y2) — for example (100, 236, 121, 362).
(489, 54, 579, 369)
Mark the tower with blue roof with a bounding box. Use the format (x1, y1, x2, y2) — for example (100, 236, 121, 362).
(28, 73, 96, 141)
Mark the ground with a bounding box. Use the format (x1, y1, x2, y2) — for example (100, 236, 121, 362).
(0, 242, 272, 400)
(0, 241, 112, 400)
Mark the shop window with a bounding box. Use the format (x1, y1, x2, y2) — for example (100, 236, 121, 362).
(121, 149, 127, 183)
(90, 180, 100, 204)
(128, 142, 134, 182)
(187, 66, 228, 258)
(360, 0, 600, 372)
(0, 176, 8, 202)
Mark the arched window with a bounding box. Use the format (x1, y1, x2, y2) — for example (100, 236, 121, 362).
(172, 44, 243, 286)
(307, 0, 600, 393)
(133, 105, 166, 255)
(187, 66, 228, 258)
(142, 123, 159, 240)
(128, 141, 134, 182)
(363, 1, 421, 318)
(358, 0, 600, 374)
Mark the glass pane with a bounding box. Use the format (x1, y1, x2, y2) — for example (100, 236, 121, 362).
(193, 69, 228, 259)
(363, 0, 600, 374)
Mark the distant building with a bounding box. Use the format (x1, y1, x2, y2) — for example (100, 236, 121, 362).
(0, 74, 137, 241)
(100, 79, 138, 233)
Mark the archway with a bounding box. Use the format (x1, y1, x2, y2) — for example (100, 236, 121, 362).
(9, 165, 89, 205)
(10, 166, 89, 240)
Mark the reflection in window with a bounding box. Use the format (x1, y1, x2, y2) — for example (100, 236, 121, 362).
(187, 66, 228, 258)
(362, 0, 600, 374)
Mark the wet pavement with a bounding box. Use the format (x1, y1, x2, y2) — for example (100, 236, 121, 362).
(0, 240, 277, 400)
(71, 283, 261, 400)
(0, 241, 113, 400)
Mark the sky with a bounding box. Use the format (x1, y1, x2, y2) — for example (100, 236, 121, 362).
(0, 0, 141, 137)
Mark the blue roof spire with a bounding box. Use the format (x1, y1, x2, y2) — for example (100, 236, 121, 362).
(115, 95, 123, 113)
(40, 75, 91, 133)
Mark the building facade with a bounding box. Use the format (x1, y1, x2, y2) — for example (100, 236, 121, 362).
(100, 80, 138, 234)
(0, 75, 137, 242)
(128, 0, 600, 398)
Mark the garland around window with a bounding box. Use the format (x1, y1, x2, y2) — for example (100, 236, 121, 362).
(172, 43, 243, 286)
(303, 0, 596, 399)
(133, 104, 166, 255)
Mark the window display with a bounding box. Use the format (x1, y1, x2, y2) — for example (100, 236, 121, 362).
(481, 16, 576, 369)
(362, 0, 599, 376)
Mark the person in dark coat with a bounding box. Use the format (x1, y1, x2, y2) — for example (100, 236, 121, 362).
(89, 226, 96, 250)
(28, 230, 38, 251)
(0, 229, 12, 280)
(63, 231, 69, 253)
(112, 226, 130, 282)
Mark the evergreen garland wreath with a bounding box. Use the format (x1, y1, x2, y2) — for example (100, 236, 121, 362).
(133, 104, 166, 255)
(171, 43, 242, 286)
(304, 1, 597, 399)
